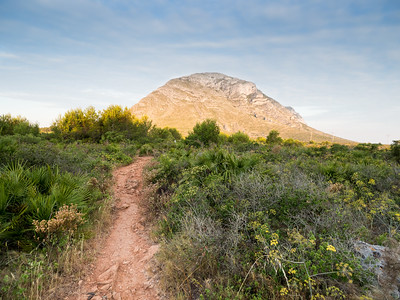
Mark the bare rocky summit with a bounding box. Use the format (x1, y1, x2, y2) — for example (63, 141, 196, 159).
(131, 72, 352, 143)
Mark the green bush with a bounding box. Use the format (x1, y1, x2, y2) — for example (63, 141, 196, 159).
(0, 162, 96, 250)
(147, 140, 398, 299)
(228, 131, 250, 144)
(391, 140, 400, 163)
(185, 119, 220, 147)
(266, 129, 282, 144)
(51, 105, 152, 142)
(0, 114, 39, 136)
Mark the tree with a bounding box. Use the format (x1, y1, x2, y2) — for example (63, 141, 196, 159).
(0, 114, 39, 136)
(186, 119, 220, 147)
(149, 127, 182, 142)
(228, 131, 250, 144)
(51, 107, 99, 141)
(391, 140, 400, 163)
(266, 130, 283, 144)
(51, 105, 152, 142)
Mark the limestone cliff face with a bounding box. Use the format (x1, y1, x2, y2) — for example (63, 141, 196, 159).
(131, 72, 351, 143)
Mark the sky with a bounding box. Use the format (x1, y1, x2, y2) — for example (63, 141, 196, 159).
(0, 0, 399, 144)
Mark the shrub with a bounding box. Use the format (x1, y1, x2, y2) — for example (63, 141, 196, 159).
(0, 162, 93, 250)
(228, 131, 250, 144)
(148, 141, 397, 298)
(0, 114, 39, 136)
(186, 119, 220, 147)
(51, 106, 100, 141)
(149, 127, 182, 142)
(266, 129, 283, 144)
(391, 140, 400, 163)
(33, 204, 85, 243)
(51, 105, 152, 142)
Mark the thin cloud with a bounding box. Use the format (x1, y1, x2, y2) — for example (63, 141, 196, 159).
(0, 52, 18, 59)
(82, 88, 135, 99)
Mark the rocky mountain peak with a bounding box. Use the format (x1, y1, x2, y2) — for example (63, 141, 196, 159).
(178, 72, 260, 103)
(130, 72, 353, 143)
(173, 72, 305, 125)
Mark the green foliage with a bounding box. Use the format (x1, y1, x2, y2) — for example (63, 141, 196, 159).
(0, 117, 149, 298)
(99, 105, 152, 141)
(186, 119, 220, 147)
(51, 106, 99, 141)
(228, 131, 250, 144)
(282, 138, 303, 147)
(0, 114, 39, 136)
(391, 140, 400, 163)
(149, 127, 182, 142)
(146, 138, 399, 299)
(0, 162, 95, 250)
(266, 129, 283, 144)
(51, 105, 152, 142)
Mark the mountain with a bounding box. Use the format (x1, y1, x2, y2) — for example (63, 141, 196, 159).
(131, 72, 352, 143)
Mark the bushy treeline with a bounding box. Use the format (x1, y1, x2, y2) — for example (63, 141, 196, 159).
(51, 105, 149, 142)
(51, 105, 181, 143)
(0, 114, 39, 136)
(145, 120, 400, 299)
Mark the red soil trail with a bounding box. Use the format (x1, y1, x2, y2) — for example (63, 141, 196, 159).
(70, 156, 161, 300)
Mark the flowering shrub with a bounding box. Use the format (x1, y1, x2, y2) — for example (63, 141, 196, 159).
(33, 204, 85, 243)
(147, 139, 398, 298)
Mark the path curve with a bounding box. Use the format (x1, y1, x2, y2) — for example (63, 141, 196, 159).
(71, 156, 160, 300)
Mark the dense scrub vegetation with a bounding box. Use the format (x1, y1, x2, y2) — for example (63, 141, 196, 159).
(51, 105, 154, 142)
(146, 120, 400, 299)
(0, 107, 180, 299)
(1, 110, 399, 299)
(0, 114, 39, 136)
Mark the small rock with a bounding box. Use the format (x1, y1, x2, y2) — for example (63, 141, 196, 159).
(98, 264, 119, 282)
(119, 204, 130, 210)
(86, 292, 96, 300)
(354, 240, 400, 299)
(98, 283, 111, 291)
(112, 292, 121, 300)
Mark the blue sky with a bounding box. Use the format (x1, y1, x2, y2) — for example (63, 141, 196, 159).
(1, 0, 399, 143)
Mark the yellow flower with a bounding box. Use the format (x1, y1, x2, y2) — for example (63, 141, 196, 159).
(270, 239, 278, 246)
(311, 293, 326, 299)
(288, 268, 296, 275)
(255, 234, 262, 241)
(368, 178, 376, 185)
(261, 224, 269, 233)
(326, 244, 336, 252)
(395, 213, 400, 222)
(280, 287, 288, 296)
(270, 208, 276, 215)
(268, 250, 279, 258)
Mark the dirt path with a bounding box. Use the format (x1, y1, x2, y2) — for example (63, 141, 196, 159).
(71, 156, 161, 300)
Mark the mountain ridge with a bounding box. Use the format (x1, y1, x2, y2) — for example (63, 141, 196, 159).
(131, 73, 353, 144)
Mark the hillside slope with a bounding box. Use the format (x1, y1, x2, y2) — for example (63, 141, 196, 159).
(131, 73, 352, 143)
